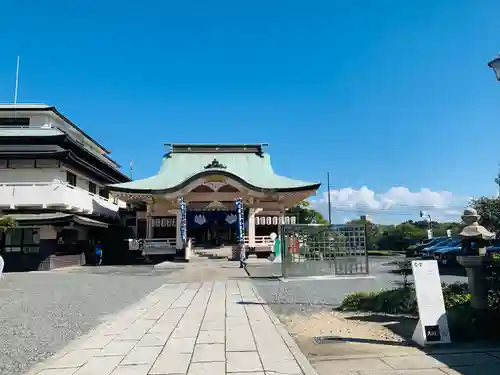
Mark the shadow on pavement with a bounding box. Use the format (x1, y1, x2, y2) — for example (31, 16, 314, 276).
(194, 253, 227, 260)
(345, 313, 500, 374)
(344, 313, 417, 342)
(313, 335, 412, 347)
(237, 300, 337, 307)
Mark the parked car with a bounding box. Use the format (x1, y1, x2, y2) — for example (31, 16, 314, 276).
(421, 238, 456, 258)
(406, 237, 447, 257)
(433, 241, 462, 264)
(488, 245, 500, 253)
(435, 243, 500, 265)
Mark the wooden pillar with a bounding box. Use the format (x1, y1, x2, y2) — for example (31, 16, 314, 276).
(146, 202, 154, 239)
(173, 209, 182, 250)
(248, 207, 262, 248)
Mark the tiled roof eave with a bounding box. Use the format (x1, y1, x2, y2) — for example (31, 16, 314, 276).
(109, 175, 320, 195)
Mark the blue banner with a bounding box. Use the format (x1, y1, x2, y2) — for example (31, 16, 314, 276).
(235, 198, 245, 243)
(179, 197, 187, 243)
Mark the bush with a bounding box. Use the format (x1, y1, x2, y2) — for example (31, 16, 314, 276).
(339, 286, 416, 314)
(339, 282, 470, 315)
(337, 282, 500, 341)
(339, 292, 377, 311)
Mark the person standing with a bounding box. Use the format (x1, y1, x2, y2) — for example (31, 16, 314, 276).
(239, 243, 247, 268)
(95, 242, 103, 266)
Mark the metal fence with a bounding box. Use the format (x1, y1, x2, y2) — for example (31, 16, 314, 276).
(280, 224, 368, 278)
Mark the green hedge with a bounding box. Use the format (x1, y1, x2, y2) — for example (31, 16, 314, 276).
(338, 282, 500, 341)
(339, 282, 470, 315)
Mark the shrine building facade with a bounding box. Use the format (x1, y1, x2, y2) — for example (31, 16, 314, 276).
(108, 144, 320, 259)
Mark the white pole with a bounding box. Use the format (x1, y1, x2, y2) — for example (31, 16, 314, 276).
(14, 56, 20, 104)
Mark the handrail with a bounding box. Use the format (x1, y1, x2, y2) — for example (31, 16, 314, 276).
(244, 235, 274, 246)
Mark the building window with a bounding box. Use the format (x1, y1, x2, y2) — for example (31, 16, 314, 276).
(88, 182, 97, 194)
(66, 171, 77, 186)
(99, 188, 109, 199)
(55, 229, 81, 255)
(4, 228, 40, 253)
(152, 217, 177, 239)
(0, 117, 30, 127)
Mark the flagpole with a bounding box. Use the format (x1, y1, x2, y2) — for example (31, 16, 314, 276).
(14, 56, 20, 104)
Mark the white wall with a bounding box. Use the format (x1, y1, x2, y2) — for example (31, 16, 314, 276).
(0, 162, 101, 196)
(0, 168, 65, 183)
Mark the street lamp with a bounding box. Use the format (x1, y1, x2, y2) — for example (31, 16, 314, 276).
(487, 55, 500, 81)
(420, 211, 433, 239)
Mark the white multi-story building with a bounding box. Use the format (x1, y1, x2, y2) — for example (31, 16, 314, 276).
(0, 104, 131, 271)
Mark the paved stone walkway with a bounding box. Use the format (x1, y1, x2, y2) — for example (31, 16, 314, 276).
(25, 280, 316, 375)
(310, 351, 500, 374)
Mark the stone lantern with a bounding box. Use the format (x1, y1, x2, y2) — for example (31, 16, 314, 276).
(457, 207, 495, 309)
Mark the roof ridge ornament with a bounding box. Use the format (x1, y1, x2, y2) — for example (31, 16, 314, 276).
(204, 158, 227, 169)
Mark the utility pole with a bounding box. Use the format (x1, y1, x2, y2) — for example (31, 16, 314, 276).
(327, 172, 332, 225)
(14, 56, 20, 104)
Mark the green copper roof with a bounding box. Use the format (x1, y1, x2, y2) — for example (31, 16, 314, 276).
(109, 145, 320, 193)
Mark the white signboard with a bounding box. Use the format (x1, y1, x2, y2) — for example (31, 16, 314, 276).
(411, 260, 451, 346)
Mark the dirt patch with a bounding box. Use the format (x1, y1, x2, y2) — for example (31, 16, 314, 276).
(277, 309, 422, 359)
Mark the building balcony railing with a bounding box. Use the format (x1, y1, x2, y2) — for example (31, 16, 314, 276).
(244, 235, 274, 248)
(0, 179, 124, 217)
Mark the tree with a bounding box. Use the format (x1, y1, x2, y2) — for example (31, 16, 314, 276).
(0, 216, 15, 232)
(470, 196, 500, 233)
(372, 221, 427, 251)
(287, 201, 328, 224)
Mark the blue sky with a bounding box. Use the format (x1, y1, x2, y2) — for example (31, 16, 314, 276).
(0, 0, 499, 223)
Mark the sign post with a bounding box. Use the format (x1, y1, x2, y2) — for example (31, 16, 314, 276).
(411, 260, 451, 346)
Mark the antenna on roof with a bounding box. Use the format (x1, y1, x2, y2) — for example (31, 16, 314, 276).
(14, 56, 20, 104)
(129, 160, 134, 180)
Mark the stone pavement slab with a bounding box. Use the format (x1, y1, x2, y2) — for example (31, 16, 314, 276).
(310, 351, 500, 375)
(24, 280, 317, 375)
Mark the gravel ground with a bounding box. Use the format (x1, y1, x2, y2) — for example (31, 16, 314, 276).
(0, 266, 176, 375)
(279, 309, 421, 359)
(250, 256, 467, 316)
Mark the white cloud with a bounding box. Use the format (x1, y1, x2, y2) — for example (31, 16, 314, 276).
(310, 186, 470, 224)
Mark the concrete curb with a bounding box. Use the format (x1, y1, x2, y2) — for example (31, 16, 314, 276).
(251, 285, 319, 375)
